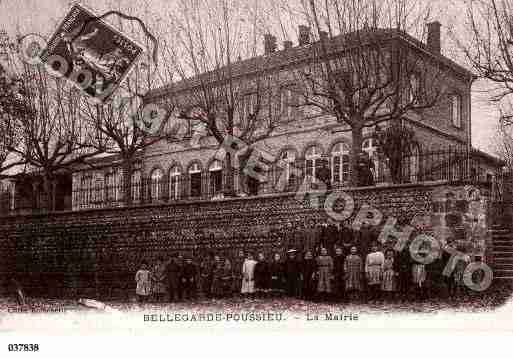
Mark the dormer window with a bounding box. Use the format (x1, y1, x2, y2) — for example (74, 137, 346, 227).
(451, 94, 461, 128)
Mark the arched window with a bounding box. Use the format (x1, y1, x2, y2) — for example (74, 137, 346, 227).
(93, 175, 103, 203)
(189, 163, 202, 197)
(362, 137, 380, 182)
(150, 168, 164, 201)
(80, 175, 93, 207)
(131, 170, 141, 203)
(409, 73, 421, 104)
(451, 94, 461, 128)
(209, 160, 223, 196)
(331, 142, 350, 184)
(403, 146, 419, 183)
(169, 166, 181, 200)
(277, 149, 296, 189)
(305, 146, 322, 182)
(105, 171, 117, 203)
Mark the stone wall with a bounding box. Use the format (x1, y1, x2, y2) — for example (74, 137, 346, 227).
(0, 181, 492, 299)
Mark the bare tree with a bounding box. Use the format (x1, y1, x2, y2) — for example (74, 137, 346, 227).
(494, 113, 513, 171)
(459, 0, 513, 111)
(158, 0, 290, 195)
(1, 41, 103, 211)
(272, 0, 446, 185)
(76, 4, 177, 206)
(375, 120, 417, 183)
(0, 62, 27, 178)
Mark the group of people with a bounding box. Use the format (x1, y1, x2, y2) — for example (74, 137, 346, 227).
(134, 239, 476, 304)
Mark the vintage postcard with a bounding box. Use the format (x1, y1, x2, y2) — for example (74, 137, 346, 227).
(1, 0, 513, 355)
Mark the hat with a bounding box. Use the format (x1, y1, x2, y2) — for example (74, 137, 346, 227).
(287, 248, 298, 254)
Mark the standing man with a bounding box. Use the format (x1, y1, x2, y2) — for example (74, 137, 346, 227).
(232, 249, 245, 295)
(332, 247, 346, 301)
(198, 253, 214, 299)
(181, 256, 197, 300)
(284, 249, 301, 298)
(151, 256, 167, 302)
(166, 255, 182, 302)
(395, 247, 412, 301)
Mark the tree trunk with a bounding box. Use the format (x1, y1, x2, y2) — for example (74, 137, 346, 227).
(121, 159, 133, 206)
(350, 125, 364, 186)
(224, 152, 235, 196)
(42, 173, 54, 212)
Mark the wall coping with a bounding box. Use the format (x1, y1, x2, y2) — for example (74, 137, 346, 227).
(0, 179, 479, 221)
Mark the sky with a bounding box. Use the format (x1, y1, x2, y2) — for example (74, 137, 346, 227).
(0, 0, 501, 154)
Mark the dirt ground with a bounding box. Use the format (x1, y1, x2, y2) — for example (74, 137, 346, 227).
(1, 280, 512, 315)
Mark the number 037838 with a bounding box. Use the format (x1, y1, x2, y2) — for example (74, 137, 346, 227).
(7, 344, 39, 352)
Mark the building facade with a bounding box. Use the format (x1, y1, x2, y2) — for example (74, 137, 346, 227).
(5, 22, 501, 214)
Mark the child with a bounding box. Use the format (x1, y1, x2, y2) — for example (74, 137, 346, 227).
(211, 256, 224, 298)
(181, 257, 198, 300)
(220, 258, 233, 297)
(381, 249, 397, 301)
(151, 257, 167, 302)
(232, 249, 245, 294)
(316, 247, 334, 301)
(365, 243, 384, 303)
(241, 253, 257, 297)
(344, 246, 363, 302)
(453, 248, 471, 298)
(198, 255, 214, 299)
(412, 258, 427, 301)
(332, 247, 346, 301)
(301, 251, 317, 300)
(254, 253, 270, 298)
(135, 261, 151, 303)
(269, 252, 285, 297)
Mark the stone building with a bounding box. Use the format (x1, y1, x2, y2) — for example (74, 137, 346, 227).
(6, 22, 502, 213)
(2, 24, 511, 296)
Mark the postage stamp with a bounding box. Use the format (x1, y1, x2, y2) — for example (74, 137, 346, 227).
(40, 3, 144, 101)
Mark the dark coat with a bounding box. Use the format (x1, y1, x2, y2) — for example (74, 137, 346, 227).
(284, 258, 301, 280)
(300, 258, 317, 283)
(324, 224, 339, 252)
(339, 226, 354, 252)
(395, 249, 411, 275)
(181, 263, 197, 282)
(167, 260, 182, 284)
(333, 254, 345, 278)
(254, 261, 270, 290)
(356, 225, 375, 258)
(269, 261, 285, 290)
(284, 257, 301, 296)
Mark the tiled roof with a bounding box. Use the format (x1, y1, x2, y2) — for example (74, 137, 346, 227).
(471, 148, 505, 166)
(148, 27, 473, 100)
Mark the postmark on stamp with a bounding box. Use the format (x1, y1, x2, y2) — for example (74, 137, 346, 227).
(40, 3, 144, 101)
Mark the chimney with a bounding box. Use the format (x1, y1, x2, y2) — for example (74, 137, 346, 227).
(264, 34, 277, 55)
(298, 25, 311, 46)
(283, 40, 293, 50)
(426, 21, 441, 54)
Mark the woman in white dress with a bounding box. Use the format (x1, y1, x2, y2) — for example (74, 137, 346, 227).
(241, 253, 257, 296)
